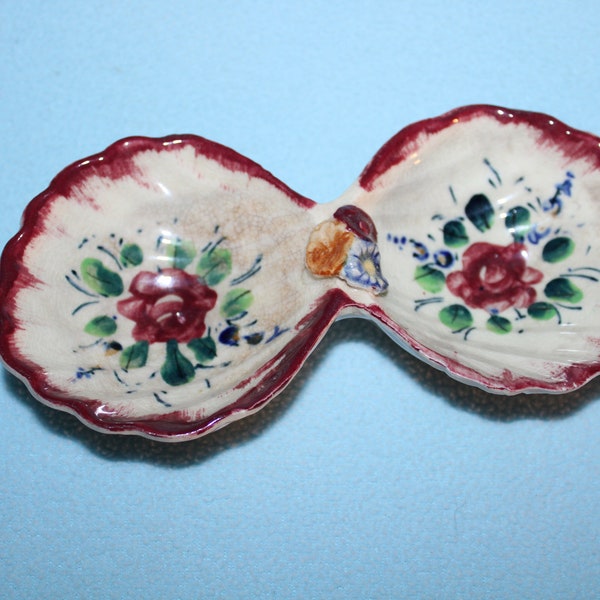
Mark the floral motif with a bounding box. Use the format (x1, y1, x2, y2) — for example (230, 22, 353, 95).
(67, 227, 287, 395)
(305, 220, 354, 277)
(332, 204, 378, 243)
(117, 268, 217, 344)
(446, 242, 543, 313)
(387, 163, 597, 337)
(305, 205, 388, 295)
(341, 239, 388, 294)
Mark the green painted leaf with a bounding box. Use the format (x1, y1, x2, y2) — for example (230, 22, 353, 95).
(414, 265, 445, 293)
(84, 315, 117, 337)
(439, 304, 473, 330)
(119, 341, 149, 369)
(443, 220, 469, 247)
(220, 288, 254, 318)
(164, 238, 196, 270)
(544, 277, 583, 304)
(486, 315, 512, 334)
(161, 340, 195, 386)
(542, 237, 574, 263)
(120, 243, 143, 267)
(527, 302, 557, 321)
(505, 206, 530, 242)
(187, 336, 217, 363)
(81, 258, 124, 297)
(197, 248, 232, 286)
(465, 193, 494, 232)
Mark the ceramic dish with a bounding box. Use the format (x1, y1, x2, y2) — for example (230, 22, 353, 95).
(2, 105, 600, 440)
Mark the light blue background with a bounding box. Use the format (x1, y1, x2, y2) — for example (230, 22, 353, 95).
(2, 2, 600, 598)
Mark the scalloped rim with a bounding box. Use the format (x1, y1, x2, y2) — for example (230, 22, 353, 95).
(2, 106, 600, 440)
(360, 104, 600, 394)
(0, 134, 324, 440)
(360, 104, 600, 190)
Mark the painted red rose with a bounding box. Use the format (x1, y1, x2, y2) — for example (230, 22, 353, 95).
(446, 242, 543, 313)
(117, 268, 217, 344)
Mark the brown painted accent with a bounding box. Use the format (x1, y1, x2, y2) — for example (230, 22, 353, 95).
(305, 220, 354, 277)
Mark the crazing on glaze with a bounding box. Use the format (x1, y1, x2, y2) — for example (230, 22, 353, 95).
(68, 224, 288, 406)
(3, 105, 600, 440)
(306, 204, 389, 295)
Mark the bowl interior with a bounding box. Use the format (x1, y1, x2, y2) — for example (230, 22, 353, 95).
(1, 137, 336, 435)
(355, 111, 600, 392)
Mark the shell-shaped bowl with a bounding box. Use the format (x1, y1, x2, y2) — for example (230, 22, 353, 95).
(2, 105, 600, 440)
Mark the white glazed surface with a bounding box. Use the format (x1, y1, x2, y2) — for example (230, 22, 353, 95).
(6, 140, 331, 434)
(348, 114, 600, 391)
(4, 106, 600, 439)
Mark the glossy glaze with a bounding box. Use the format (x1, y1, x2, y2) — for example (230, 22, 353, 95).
(2, 105, 600, 440)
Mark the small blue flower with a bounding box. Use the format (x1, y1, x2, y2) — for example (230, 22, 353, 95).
(527, 224, 551, 244)
(341, 239, 389, 295)
(219, 325, 240, 346)
(244, 332, 264, 345)
(545, 195, 563, 215)
(411, 240, 429, 261)
(434, 250, 454, 269)
(73, 367, 102, 381)
(556, 178, 573, 197)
